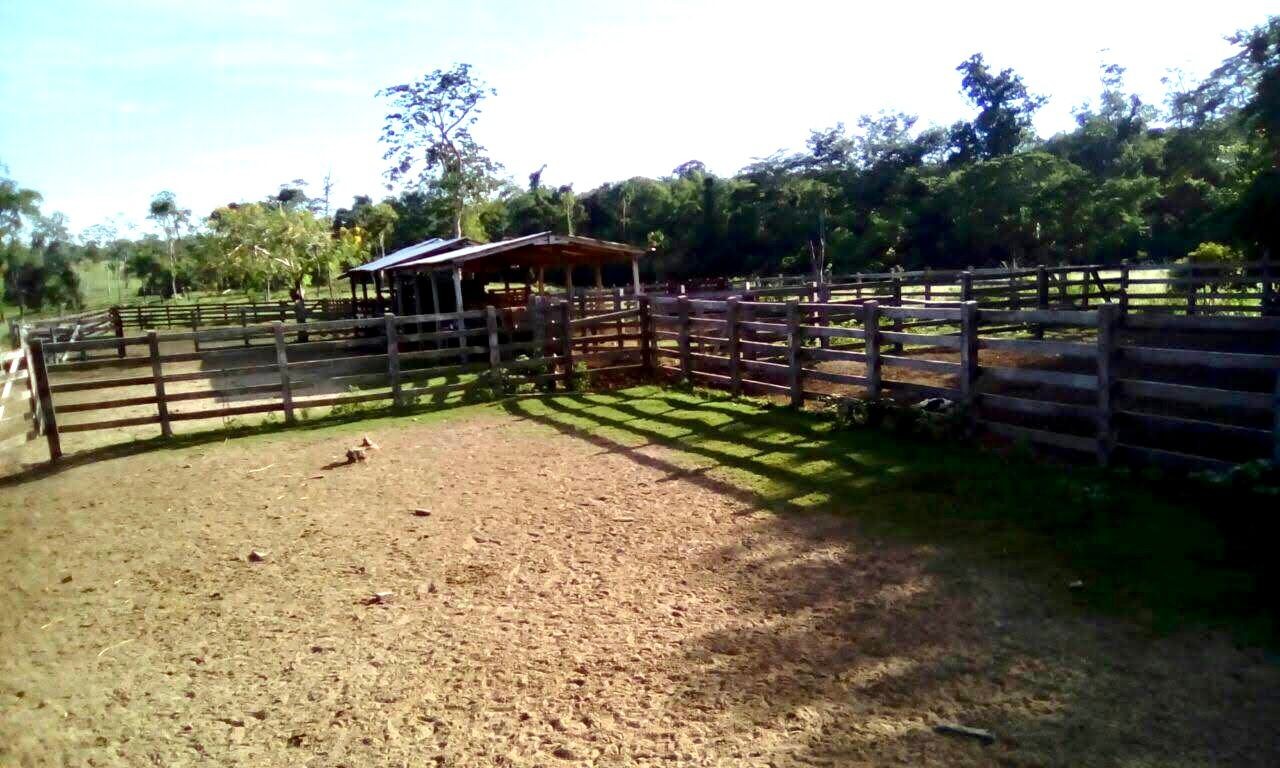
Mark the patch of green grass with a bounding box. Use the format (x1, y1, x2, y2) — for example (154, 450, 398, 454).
(503, 385, 1276, 642)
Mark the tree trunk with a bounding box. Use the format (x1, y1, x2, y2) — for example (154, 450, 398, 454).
(453, 207, 463, 239)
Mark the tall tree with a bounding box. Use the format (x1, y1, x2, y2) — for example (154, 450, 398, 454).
(378, 64, 504, 238)
(147, 191, 190, 298)
(950, 54, 1048, 161)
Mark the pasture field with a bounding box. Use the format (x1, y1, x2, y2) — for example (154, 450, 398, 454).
(1, 387, 1277, 767)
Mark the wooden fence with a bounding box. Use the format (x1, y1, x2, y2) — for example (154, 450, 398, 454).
(10, 300, 645, 463)
(647, 295, 1280, 472)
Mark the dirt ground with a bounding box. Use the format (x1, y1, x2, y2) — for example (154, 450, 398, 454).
(2, 408, 1278, 767)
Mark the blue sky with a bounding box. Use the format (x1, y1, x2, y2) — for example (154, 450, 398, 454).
(0, 0, 1274, 236)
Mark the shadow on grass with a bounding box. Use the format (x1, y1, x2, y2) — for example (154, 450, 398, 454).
(501, 385, 1280, 766)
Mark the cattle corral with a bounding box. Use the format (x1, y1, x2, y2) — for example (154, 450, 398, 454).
(3, 392, 1279, 767)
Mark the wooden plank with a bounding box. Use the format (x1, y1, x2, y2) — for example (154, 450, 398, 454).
(569, 308, 639, 327)
(1118, 379, 1272, 411)
(980, 366, 1099, 391)
(274, 322, 295, 423)
(979, 337, 1097, 359)
(1120, 345, 1280, 370)
(980, 420, 1097, 453)
(959, 301, 978, 426)
(879, 355, 959, 374)
(980, 392, 1096, 419)
(1116, 409, 1271, 440)
(804, 368, 869, 387)
(978, 308, 1098, 326)
(878, 330, 961, 349)
(786, 300, 803, 407)
(864, 301, 881, 399)
(1095, 304, 1118, 465)
(27, 340, 60, 461)
(168, 401, 291, 422)
(801, 325, 867, 341)
(678, 297, 692, 384)
(806, 347, 867, 364)
(147, 330, 172, 439)
(725, 298, 741, 397)
(59, 414, 162, 434)
(882, 380, 962, 400)
(1112, 443, 1235, 473)
(559, 300, 574, 391)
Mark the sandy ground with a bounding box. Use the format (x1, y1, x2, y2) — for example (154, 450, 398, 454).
(1, 407, 1277, 767)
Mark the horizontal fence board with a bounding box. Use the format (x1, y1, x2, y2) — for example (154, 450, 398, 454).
(1113, 443, 1236, 473)
(980, 392, 1097, 419)
(879, 355, 960, 374)
(882, 380, 961, 399)
(1117, 379, 1273, 411)
(878, 330, 962, 349)
(981, 420, 1097, 453)
(800, 325, 866, 340)
(978, 308, 1098, 326)
(806, 347, 868, 364)
(58, 414, 162, 433)
(981, 365, 1099, 391)
(979, 337, 1097, 359)
(803, 368, 870, 387)
(1120, 345, 1280, 370)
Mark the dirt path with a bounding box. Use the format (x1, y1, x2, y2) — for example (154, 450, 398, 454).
(1, 408, 1277, 766)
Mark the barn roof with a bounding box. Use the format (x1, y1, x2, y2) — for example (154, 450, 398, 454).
(342, 237, 470, 278)
(389, 232, 645, 273)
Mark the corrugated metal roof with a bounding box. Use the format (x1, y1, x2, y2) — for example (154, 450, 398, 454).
(343, 237, 469, 276)
(390, 233, 645, 271)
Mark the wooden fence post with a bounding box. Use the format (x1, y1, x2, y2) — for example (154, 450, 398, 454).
(485, 305, 501, 380)
(1262, 255, 1274, 317)
(817, 282, 832, 349)
(27, 339, 60, 461)
(385, 313, 401, 409)
(726, 297, 741, 397)
(110, 306, 125, 357)
(637, 296, 654, 376)
(528, 296, 549, 391)
(1095, 304, 1119, 467)
(960, 301, 979, 434)
(240, 307, 250, 347)
(614, 288, 625, 349)
(270, 322, 295, 423)
(1273, 367, 1280, 464)
(678, 296, 692, 384)
(786, 299, 803, 407)
(960, 271, 974, 303)
(1118, 260, 1131, 318)
(191, 306, 201, 352)
(863, 301, 881, 400)
(1034, 266, 1048, 340)
(147, 330, 172, 438)
(890, 277, 904, 353)
(558, 300, 575, 391)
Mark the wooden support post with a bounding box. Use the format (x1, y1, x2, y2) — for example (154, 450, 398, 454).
(1186, 274, 1196, 316)
(890, 277, 904, 353)
(191, 306, 201, 352)
(147, 330, 172, 438)
(537, 266, 546, 296)
(295, 298, 309, 343)
(558, 300, 575, 391)
(240, 306, 249, 346)
(452, 266, 467, 362)
(485, 305, 501, 376)
(565, 265, 574, 303)
(614, 288, 625, 349)
(960, 301, 979, 434)
(594, 264, 604, 289)
(863, 301, 881, 399)
(923, 268, 932, 301)
(1095, 304, 1119, 467)
(817, 283, 831, 349)
(1080, 270, 1090, 309)
(786, 299, 803, 408)
(529, 296, 550, 390)
(384, 313, 401, 409)
(960, 271, 974, 303)
(428, 271, 442, 341)
(678, 296, 692, 384)
(637, 296, 654, 375)
(726, 297, 741, 397)
(110, 306, 125, 357)
(1034, 265, 1049, 340)
(272, 322, 295, 423)
(28, 339, 60, 461)
(349, 280, 358, 318)
(631, 257, 642, 296)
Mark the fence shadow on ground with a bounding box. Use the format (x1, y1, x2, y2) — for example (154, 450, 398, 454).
(500, 387, 1280, 766)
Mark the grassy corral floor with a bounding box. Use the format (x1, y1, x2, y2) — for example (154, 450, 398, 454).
(2, 385, 1277, 766)
(504, 386, 1275, 641)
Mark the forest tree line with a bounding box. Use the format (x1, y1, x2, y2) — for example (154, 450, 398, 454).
(2, 15, 1277, 313)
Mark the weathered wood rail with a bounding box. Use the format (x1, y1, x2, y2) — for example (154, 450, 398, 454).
(11, 299, 645, 463)
(647, 295, 1280, 472)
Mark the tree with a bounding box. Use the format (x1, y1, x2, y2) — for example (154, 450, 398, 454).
(148, 191, 190, 298)
(951, 54, 1048, 161)
(209, 202, 341, 301)
(378, 64, 504, 238)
